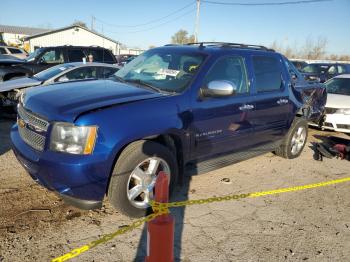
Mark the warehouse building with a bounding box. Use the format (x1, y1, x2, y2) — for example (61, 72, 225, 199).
(24, 25, 121, 55)
(0, 24, 49, 46)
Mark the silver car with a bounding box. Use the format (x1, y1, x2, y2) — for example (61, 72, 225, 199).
(0, 62, 120, 109)
(0, 46, 28, 59)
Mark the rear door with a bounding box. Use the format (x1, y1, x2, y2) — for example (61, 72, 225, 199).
(249, 54, 291, 146)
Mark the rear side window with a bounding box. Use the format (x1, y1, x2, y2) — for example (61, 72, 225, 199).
(68, 49, 86, 62)
(87, 49, 103, 62)
(103, 50, 115, 63)
(204, 56, 249, 95)
(0, 47, 7, 54)
(253, 56, 282, 92)
(8, 48, 22, 54)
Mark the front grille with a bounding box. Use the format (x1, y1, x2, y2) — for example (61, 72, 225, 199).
(324, 122, 334, 128)
(17, 105, 49, 151)
(18, 104, 49, 131)
(337, 124, 350, 129)
(18, 125, 46, 151)
(324, 107, 337, 114)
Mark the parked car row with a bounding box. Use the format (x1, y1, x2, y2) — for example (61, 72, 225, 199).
(0, 45, 117, 82)
(290, 59, 350, 83)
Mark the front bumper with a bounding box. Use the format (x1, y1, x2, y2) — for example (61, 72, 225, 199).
(11, 124, 111, 209)
(319, 113, 350, 133)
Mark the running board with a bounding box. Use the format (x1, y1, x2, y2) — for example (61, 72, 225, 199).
(186, 141, 281, 176)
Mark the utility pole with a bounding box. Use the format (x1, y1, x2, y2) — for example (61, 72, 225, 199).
(194, 0, 201, 42)
(91, 15, 95, 31)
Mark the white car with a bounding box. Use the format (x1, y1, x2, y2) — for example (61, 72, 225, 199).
(321, 74, 350, 134)
(0, 46, 28, 59)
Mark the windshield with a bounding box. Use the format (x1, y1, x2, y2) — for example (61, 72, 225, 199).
(34, 64, 75, 81)
(114, 49, 206, 93)
(301, 64, 330, 74)
(26, 48, 42, 61)
(325, 78, 350, 96)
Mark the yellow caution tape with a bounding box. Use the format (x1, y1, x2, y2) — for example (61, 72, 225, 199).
(52, 176, 350, 262)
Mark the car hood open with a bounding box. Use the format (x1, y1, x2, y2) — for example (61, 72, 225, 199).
(22, 80, 165, 122)
(0, 77, 41, 92)
(326, 93, 350, 109)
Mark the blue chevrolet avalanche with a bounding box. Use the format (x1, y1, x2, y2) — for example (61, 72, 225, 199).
(11, 43, 327, 217)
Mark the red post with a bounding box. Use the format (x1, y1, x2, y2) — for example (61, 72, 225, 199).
(145, 171, 174, 262)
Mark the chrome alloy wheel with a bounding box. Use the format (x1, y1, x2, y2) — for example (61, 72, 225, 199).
(290, 126, 306, 155)
(127, 157, 170, 209)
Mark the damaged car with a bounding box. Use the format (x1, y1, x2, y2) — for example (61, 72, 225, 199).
(0, 62, 120, 112)
(11, 43, 326, 217)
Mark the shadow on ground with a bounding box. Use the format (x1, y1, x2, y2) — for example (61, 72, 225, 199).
(0, 118, 15, 156)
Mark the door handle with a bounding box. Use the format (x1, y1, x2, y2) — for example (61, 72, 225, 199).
(277, 99, 289, 105)
(239, 104, 254, 111)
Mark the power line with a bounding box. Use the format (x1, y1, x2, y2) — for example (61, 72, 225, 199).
(202, 0, 332, 6)
(95, 1, 195, 28)
(102, 8, 196, 34)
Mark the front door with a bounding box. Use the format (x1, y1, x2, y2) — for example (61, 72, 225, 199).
(190, 55, 256, 160)
(34, 48, 65, 74)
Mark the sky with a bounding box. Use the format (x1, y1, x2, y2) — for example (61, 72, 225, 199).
(1, 0, 349, 55)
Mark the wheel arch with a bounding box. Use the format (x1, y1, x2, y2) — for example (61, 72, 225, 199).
(105, 131, 186, 196)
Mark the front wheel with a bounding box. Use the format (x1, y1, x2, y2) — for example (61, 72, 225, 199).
(274, 118, 308, 159)
(108, 140, 178, 217)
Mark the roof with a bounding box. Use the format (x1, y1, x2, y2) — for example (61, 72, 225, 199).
(0, 24, 50, 36)
(334, 74, 350, 79)
(24, 25, 120, 44)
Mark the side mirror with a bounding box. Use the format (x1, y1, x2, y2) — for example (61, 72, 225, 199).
(201, 80, 237, 98)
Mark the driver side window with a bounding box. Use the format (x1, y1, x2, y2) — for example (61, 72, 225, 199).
(40, 49, 64, 64)
(204, 56, 249, 95)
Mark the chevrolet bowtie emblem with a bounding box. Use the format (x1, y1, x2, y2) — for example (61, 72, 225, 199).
(18, 118, 26, 128)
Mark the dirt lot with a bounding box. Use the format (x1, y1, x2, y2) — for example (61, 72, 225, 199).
(0, 118, 349, 262)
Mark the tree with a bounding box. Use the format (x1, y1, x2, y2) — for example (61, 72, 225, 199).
(302, 36, 328, 60)
(171, 30, 195, 44)
(72, 20, 87, 28)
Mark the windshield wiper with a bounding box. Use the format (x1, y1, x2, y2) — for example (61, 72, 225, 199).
(124, 79, 165, 93)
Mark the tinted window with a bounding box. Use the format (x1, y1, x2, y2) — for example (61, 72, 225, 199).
(204, 56, 249, 95)
(253, 56, 282, 92)
(8, 48, 22, 54)
(103, 50, 115, 63)
(67, 49, 86, 62)
(40, 49, 64, 64)
(0, 48, 6, 54)
(87, 49, 103, 62)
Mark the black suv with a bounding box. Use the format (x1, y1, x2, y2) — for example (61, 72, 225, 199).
(0, 46, 117, 81)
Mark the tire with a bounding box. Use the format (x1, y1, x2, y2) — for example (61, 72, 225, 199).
(108, 140, 178, 217)
(274, 117, 308, 159)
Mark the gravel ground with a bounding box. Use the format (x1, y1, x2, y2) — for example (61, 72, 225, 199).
(0, 118, 349, 262)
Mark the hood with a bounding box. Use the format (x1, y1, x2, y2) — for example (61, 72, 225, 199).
(23, 80, 165, 122)
(0, 59, 25, 65)
(0, 77, 41, 92)
(326, 93, 350, 109)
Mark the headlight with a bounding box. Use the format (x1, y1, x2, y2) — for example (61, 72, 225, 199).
(335, 108, 350, 115)
(50, 123, 98, 155)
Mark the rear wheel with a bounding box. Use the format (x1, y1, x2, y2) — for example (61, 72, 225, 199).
(108, 140, 178, 217)
(275, 118, 308, 159)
